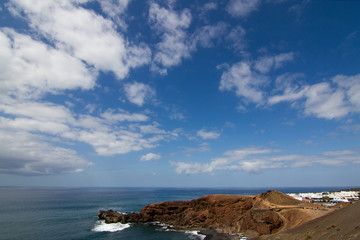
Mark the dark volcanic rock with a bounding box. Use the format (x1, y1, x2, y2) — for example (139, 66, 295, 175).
(98, 210, 140, 223)
(98, 210, 123, 223)
(199, 230, 231, 240)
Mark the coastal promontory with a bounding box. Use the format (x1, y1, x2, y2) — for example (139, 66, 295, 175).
(98, 190, 331, 238)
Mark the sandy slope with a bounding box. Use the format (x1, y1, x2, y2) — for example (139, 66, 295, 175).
(258, 201, 360, 240)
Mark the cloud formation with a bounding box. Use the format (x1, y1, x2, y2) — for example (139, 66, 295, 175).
(0, 94, 177, 175)
(171, 146, 360, 175)
(226, 0, 261, 18)
(0, 0, 179, 175)
(8, 0, 151, 79)
(0, 97, 169, 153)
(149, 2, 192, 74)
(254, 52, 294, 74)
(219, 61, 267, 104)
(219, 52, 360, 120)
(99, 0, 130, 29)
(0, 129, 91, 175)
(197, 128, 220, 140)
(219, 52, 294, 105)
(1, 0, 359, 180)
(0, 29, 96, 99)
(269, 73, 360, 119)
(140, 153, 161, 161)
(148, 3, 228, 74)
(124, 82, 156, 106)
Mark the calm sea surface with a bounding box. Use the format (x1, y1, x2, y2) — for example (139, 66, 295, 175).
(0, 186, 345, 240)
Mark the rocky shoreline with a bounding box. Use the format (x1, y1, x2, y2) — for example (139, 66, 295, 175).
(199, 230, 232, 239)
(98, 190, 331, 239)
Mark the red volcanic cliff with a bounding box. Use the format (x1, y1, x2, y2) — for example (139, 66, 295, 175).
(98, 190, 330, 237)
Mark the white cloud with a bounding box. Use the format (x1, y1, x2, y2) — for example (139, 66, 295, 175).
(197, 128, 220, 140)
(170, 148, 272, 174)
(140, 153, 161, 161)
(0, 1, 176, 175)
(268, 88, 306, 105)
(304, 82, 349, 119)
(289, 0, 310, 19)
(226, 0, 260, 18)
(98, 0, 130, 29)
(148, 4, 228, 74)
(170, 111, 185, 120)
(268, 73, 360, 119)
(171, 146, 360, 175)
(223, 147, 273, 159)
(171, 147, 273, 174)
(136, 122, 167, 135)
(203, 2, 217, 12)
(340, 123, 360, 133)
(0, 97, 175, 172)
(0, 129, 91, 175)
(149, 2, 192, 74)
(226, 26, 247, 52)
(254, 52, 294, 74)
(322, 150, 355, 157)
(236, 104, 248, 113)
(101, 109, 149, 122)
(149, 2, 191, 32)
(0, 29, 96, 99)
(268, 73, 307, 105)
(185, 143, 210, 153)
(8, 0, 151, 79)
(192, 22, 227, 48)
(74, 129, 159, 156)
(124, 82, 155, 106)
(67, 112, 175, 156)
(273, 72, 306, 92)
(0, 98, 75, 124)
(170, 161, 206, 174)
(219, 53, 294, 106)
(332, 74, 360, 112)
(0, 116, 70, 136)
(219, 61, 266, 104)
(198, 2, 217, 21)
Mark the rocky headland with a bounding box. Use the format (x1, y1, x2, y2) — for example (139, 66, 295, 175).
(98, 190, 332, 239)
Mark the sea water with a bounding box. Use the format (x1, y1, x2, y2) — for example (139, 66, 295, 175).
(0, 186, 345, 240)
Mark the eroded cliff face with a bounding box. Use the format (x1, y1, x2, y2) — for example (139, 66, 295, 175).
(98, 190, 330, 237)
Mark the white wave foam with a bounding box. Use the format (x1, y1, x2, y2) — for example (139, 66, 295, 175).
(184, 230, 206, 240)
(152, 222, 174, 230)
(150, 222, 205, 239)
(92, 220, 131, 232)
(165, 228, 206, 240)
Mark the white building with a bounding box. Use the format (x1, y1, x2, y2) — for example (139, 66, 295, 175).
(287, 191, 359, 203)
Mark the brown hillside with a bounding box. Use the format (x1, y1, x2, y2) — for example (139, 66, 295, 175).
(99, 190, 331, 238)
(260, 190, 303, 206)
(258, 201, 360, 240)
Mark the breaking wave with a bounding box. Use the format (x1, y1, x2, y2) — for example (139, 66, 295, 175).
(184, 230, 206, 240)
(92, 220, 131, 232)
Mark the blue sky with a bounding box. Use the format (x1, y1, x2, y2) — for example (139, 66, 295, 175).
(0, 0, 360, 187)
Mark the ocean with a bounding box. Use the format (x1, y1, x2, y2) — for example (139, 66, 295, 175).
(0, 186, 345, 240)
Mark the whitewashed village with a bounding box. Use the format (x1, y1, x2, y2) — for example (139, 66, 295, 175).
(287, 190, 360, 206)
